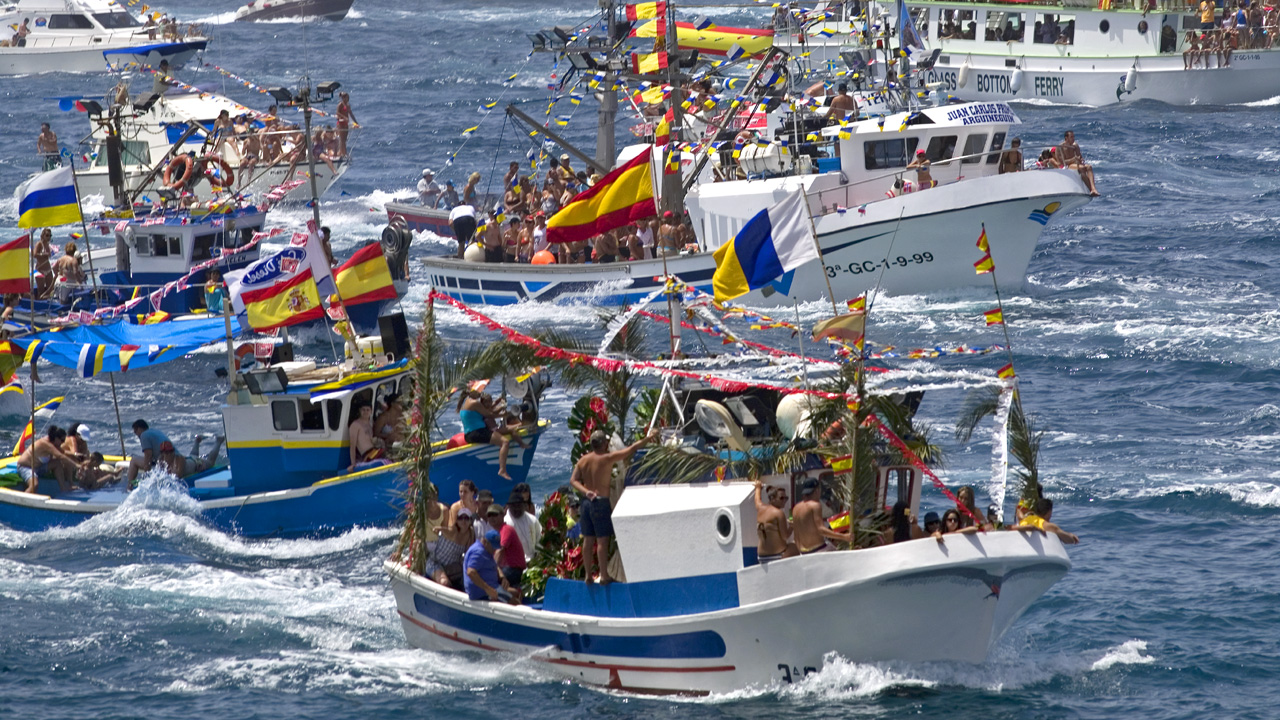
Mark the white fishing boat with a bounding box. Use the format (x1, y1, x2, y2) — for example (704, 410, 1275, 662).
(0, 0, 206, 75)
(73, 88, 346, 205)
(898, 0, 1280, 106)
(234, 0, 354, 22)
(417, 101, 1089, 306)
(387, 478, 1070, 694)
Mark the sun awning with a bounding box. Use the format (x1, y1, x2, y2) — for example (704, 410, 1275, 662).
(12, 316, 234, 375)
(630, 21, 774, 58)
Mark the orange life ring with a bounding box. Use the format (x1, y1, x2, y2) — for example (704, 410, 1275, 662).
(163, 154, 194, 190)
(199, 155, 235, 188)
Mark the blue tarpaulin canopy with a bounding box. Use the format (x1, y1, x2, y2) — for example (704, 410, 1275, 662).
(12, 316, 234, 376)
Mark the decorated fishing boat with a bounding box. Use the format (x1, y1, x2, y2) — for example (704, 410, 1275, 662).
(234, 0, 355, 22)
(416, 101, 1089, 306)
(0, 339, 549, 537)
(0, 0, 206, 75)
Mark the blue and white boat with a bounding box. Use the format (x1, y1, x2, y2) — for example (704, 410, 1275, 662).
(387, 477, 1070, 695)
(0, 355, 548, 537)
(0, 0, 206, 75)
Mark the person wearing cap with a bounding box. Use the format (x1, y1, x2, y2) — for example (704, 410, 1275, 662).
(62, 422, 92, 464)
(792, 476, 850, 554)
(558, 154, 575, 182)
(463, 527, 515, 603)
(565, 493, 583, 540)
(496, 492, 529, 602)
(570, 427, 660, 585)
(426, 506, 474, 588)
(417, 168, 441, 208)
(753, 478, 793, 563)
(128, 419, 172, 485)
(906, 149, 934, 189)
(442, 180, 460, 209)
(986, 503, 1005, 530)
(922, 511, 941, 535)
(531, 212, 549, 256)
(156, 440, 184, 477)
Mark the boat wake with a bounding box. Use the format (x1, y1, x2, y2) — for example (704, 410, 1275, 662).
(192, 10, 238, 24)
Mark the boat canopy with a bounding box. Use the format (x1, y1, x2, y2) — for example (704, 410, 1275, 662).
(630, 20, 774, 57)
(12, 315, 232, 374)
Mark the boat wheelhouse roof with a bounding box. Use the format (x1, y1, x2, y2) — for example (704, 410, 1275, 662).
(823, 100, 1020, 138)
(125, 204, 266, 228)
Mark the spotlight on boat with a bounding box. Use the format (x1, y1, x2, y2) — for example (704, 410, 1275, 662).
(79, 99, 104, 116)
(266, 87, 293, 104)
(566, 52, 598, 72)
(552, 26, 576, 45)
(134, 93, 162, 113)
(526, 32, 547, 51)
(677, 49, 700, 68)
(316, 81, 340, 100)
(916, 48, 942, 71)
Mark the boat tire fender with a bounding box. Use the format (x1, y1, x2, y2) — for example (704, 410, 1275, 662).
(164, 155, 195, 189)
(200, 155, 235, 187)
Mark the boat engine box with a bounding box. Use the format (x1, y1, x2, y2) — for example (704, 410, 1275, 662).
(612, 482, 756, 583)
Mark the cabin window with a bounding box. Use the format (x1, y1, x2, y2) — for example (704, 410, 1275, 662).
(326, 399, 344, 431)
(48, 14, 95, 29)
(299, 398, 325, 432)
(93, 12, 141, 28)
(961, 134, 988, 164)
(937, 9, 975, 40)
(986, 132, 1007, 164)
(1034, 14, 1075, 45)
(272, 400, 299, 432)
(398, 376, 414, 399)
(193, 234, 216, 261)
(236, 227, 258, 248)
(155, 235, 181, 257)
(987, 11, 1025, 42)
(923, 135, 957, 163)
(885, 468, 916, 504)
(863, 138, 920, 170)
(91, 140, 150, 168)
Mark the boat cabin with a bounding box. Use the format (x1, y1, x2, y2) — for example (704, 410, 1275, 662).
(219, 360, 413, 497)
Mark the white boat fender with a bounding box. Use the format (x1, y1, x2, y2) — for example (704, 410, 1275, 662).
(1125, 67, 1138, 92)
(1010, 67, 1025, 93)
(463, 243, 486, 263)
(958, 61, 971, 89)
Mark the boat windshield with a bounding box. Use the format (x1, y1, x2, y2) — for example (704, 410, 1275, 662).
(94, 12, 141, 29)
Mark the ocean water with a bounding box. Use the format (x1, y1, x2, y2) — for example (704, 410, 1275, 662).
(2, 1, 1280, 718)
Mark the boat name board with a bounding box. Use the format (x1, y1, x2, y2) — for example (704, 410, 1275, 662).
(944, 102, 1016, 125)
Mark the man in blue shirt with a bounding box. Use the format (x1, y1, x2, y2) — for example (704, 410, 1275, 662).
(127, 419, 172, 486)
(464, 529, 513, 603)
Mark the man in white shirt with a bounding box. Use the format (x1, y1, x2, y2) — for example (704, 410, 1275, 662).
(504, 490, 541, 563)
(634, 217, 655, 260)
(531, 212, 549, 255)
(449, 204, 476, 258)
(417, 168, 441, 207)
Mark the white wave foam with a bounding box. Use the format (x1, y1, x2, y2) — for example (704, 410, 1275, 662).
(192, 10, 238, 24)
(1124, 480, 1280, 508)
(1091, 640, 1154, 671)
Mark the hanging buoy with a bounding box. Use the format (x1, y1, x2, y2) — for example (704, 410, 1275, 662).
(1125, 67, 1138, 92)
(958, 61, 971, 88)
(1010, 68, 1025, 93)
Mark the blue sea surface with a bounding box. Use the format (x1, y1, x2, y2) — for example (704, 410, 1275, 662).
(3, 2, 1280, 718)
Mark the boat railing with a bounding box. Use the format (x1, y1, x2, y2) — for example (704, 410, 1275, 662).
(806, 147, 1006, 217)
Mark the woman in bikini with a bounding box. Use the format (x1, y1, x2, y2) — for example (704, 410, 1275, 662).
(457, 390, 527, 480)
(425, 507, 475, 588)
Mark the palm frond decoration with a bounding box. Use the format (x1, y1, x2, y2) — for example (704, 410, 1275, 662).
(556, 310, 648, 438)
(633, 435, 811, 485)
(955, 386, 1042, 505)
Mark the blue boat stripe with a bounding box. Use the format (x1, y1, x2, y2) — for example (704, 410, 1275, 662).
(412, 592, 728, 659)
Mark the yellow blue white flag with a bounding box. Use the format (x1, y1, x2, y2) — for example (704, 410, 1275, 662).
(17, 166, 82, 229)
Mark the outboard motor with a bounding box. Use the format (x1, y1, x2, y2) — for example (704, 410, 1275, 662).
(380, 218, 413, 282)
(503, 367, 553, 420)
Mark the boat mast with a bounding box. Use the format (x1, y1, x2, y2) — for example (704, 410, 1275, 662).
(659, 0, 684, 215)
(597, 0, 619, 170)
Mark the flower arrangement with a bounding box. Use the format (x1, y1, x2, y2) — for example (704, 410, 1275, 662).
(522, 489, 584, 601)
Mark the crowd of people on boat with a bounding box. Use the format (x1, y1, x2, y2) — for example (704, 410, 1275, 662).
(12, 418, 224, 495)
(4, 228, 89, 304)
(439, 159, 699, 264)
(1184, 0, 1277, 68)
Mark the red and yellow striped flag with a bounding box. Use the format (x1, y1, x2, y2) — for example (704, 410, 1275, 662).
(974, 254, 994, 274)
(846, 295, 866, 313)
(546, 150, 656, 244)
(997, 363, 1015, 379)
(976, 225, 989, 253)
(984, 308, 1004, 326)
(334, 243, 396, 306)
(0, 235, 31, 295)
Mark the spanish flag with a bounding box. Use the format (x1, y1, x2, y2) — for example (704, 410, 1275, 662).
(14, 396, 64, 454)
(241, 268, 324, 333)
(976, 225, 989, 253)
(626, 1, 665, 21)
(18, 167, 82, 229)
(546, 151, 657, 244)
(335, 243, 396, 306)
(846, 295, 866, 313)
(984, 308, 1004, 326)
(974, 254, 994, 274)
(655, 109, 672, 146)
(0, 235, 31, 294)
(630, 51, 669, 75)
(631, 21, 773, 58)
(997, 363, 1016, 379)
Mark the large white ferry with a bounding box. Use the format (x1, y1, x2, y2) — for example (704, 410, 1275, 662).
(907, 0, 1280, 106)
(0, 0, 206, 75)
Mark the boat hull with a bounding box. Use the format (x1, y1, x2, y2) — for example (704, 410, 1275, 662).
(420, 170, 1089, 306)
(386, 202, 453, 236)
(0, 426, 544, 537)
(387, 530, 1071, 694)
(235, 0, 355, 22)
(0, 39, 205, 75)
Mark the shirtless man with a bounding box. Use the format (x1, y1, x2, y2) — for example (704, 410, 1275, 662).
(593, 229, 619, 263)
(348, 402, 383, 470)
(16, 426, 80, 495)
(998, 137, 1023, 174)
(824, 83, 857, 123)
(481, 215, 504, 263)
(753, 479, 794, 562)
(569, 429, 659, 584)
(1052, 130, 1100, 196)
(791, 477, 851, 554)
(239, 128, 262, 186)
(37, 123, 59, 171)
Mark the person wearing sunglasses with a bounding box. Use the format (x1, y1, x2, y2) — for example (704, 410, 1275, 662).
(753, 478, 793, 563)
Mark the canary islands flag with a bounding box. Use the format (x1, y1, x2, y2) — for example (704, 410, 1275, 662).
(18, 166, 82, 229)
(0, 235, 32, 294)
(712, 192, 819, 303)
(334, 243, 396, 306)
